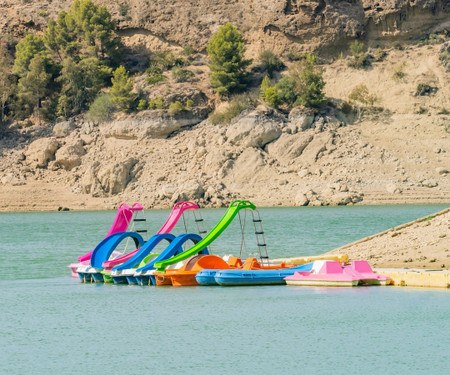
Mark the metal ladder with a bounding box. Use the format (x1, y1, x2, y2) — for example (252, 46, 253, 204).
(129, 209, 148, 241)
(251, 210, 270, 266)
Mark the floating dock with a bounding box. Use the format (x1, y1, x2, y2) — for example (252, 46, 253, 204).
(374, 268, 450, 288)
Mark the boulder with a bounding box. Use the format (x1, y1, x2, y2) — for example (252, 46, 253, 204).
(53, 121, 76, 138)
(54, 140, 85, 171)
(103, 111, 205, 140)
(288, 106, 315, 133)
(266, 131, 314, 165)
(25, 137, 59, 168)
(225, 108, 284, 148)
(81, 158, 137, 196)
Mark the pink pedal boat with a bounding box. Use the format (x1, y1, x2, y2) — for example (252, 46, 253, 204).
(284, 260, 391, 287)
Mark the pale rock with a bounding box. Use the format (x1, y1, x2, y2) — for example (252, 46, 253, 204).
(226, 108, 284, 148)
(53, 121, 76, 138)
(81, 158, 137, 196)
(421, 179, 438, 188)
(294, 192, 309, 206)
(54, 140, 85, 171)
(436, 167, 448, 175)
(266, 131, 314, 165)
(288, 106, 315, 133)
(25, 137, 59, 168)
(174, 180, 205, 201)
(386, 183, 402, 194)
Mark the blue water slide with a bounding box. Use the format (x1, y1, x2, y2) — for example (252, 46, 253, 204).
(112, 233, 176, 271)
(90, 232, 144, 269)
(136, 233, 209, 273)
(212, 262, 315, 286)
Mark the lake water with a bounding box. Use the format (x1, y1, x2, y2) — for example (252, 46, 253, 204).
(1, 204, 449, 374)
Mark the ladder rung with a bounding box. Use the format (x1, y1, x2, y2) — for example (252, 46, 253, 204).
(257, 243, 267, 247)
(260, 256, 269, 259)
(195, 219, 204, 222)
(255, 231, 264, 235)
(199, 231, 207, 234)
(253, 219, 262, 222)
(133, 218, 146, 222)
(136, 230, 148, 233)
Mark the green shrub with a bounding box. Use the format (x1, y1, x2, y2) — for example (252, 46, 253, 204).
(259, 49, 284, 78)
(182, 45, 195, 57)
(392, 63, 407, 81)
(148, 96, 164, 109)
(209, 94, 254, 124)
(259, 75, 271, 100)
(289, 54, 325, 109)
(137, 99, 148, 111)
(146, 67, 167, 84)
(87, 93, 116, 122)
(350, 40, 364, 57)
(171, 67, 195, 82)
(168, 101, 184, 116)
(185, 99, 194, 109)
(348, 40, 371, 69)
(348, 84, 377, 105)
(149, 51, 175, 70)
(276, 75, 297, 106)
(264, 86, 281, 108)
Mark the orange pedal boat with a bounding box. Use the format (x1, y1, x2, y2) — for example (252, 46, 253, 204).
(154, 255, 242, 286)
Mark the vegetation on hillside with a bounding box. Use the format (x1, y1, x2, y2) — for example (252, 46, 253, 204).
(0, 0, 447, 130)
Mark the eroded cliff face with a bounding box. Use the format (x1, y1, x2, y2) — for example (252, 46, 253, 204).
(0, 0, 448, 55)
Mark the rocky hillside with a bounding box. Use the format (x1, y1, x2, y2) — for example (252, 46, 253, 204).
(1, 1, 449, 56)
(0, 1, 449, 211)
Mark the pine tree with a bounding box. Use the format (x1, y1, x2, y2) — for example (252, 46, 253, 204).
(13, 34, 47, 77)
(207, 23, 252, 95)
(57, 56, 111, 117)
(259, 75, 271, 100)
(110, 65, 134, 112)
(0, 43, 15, 124)
(289, 54, 325, 109)
(17, 55, 51, 124)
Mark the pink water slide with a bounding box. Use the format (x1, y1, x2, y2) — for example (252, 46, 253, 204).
(68, 202, 199, 276)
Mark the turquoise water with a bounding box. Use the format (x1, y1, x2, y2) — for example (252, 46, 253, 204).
(1, 205, 449, 374)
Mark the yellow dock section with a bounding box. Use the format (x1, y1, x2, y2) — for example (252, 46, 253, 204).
(375, 269, 450, 288)
(271, 254, 348, 265)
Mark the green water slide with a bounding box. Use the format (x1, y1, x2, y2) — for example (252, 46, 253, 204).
(154, 200, 256, 272)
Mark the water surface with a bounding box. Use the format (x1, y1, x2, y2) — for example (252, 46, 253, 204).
(0, 205, 448, 374)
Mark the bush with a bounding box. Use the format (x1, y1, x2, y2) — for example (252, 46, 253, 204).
(209, 94, 255, 124)
(276, 75, 297, 106)
(171, 67, 195, 82)
(349, 40, 364, 57)
(348, 84, 377, 105)
(137, 99, 148, 111)
(148, 96, 164, 109)
(285, 50, 303, 62)
(392, 63, 407, 81)
(185, 99, 194, 109)
(168, 101, 184, 116)
(87, 93, 116, 122)
(348, 40, 371, 69)
(146, 67, 167, 84)
(264, 86, 281, 108)
(289, 54, 325, 109)
(259, 49, 284, 78)
(149, 51, 175, 70)
(259, 75, 271, 100)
